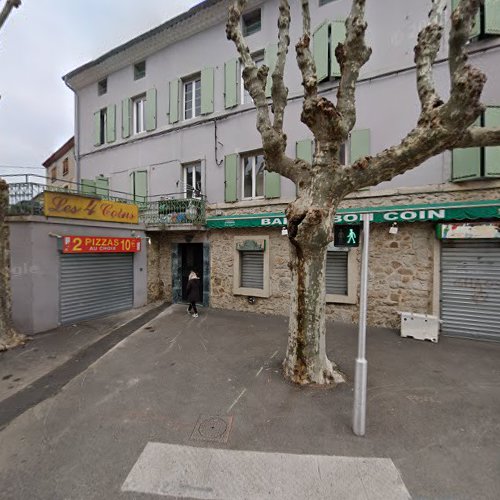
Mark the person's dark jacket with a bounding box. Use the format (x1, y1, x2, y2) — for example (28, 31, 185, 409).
(186, 277, 201, 303)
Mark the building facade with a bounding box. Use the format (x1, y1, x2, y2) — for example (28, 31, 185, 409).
(42, 137, 77, 188)
(62, 0, 500, 341)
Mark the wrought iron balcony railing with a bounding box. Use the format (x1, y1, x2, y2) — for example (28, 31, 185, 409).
(3, 175, 207, 227)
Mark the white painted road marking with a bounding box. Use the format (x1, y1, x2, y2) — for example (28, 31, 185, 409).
(122, 442, 411, 499)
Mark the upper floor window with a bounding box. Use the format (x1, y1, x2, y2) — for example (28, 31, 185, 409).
(183, 76, 201, 120)
(97, 78, 107, 95)
(242, 9, 261, 36)
(50, 167, 57, 183)
(183, 162, 202, 198)
(98, 108, 107, 145)
(134, 60, 146, 80)
(133, 94, 146, 134)
(242, 152, 265, 199)
(452, 106, 500, 181)
(241, 52, 264, 105)
(62, 158, 69, 176)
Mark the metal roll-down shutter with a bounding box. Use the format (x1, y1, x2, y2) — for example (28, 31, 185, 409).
(326, 251, 348, 295)
(60, 253, 134, 324)
(441, 240, 500, 341)
(240, 251, 264, 289)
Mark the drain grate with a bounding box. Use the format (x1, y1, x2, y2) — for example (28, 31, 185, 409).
(190, 415, 233, 443)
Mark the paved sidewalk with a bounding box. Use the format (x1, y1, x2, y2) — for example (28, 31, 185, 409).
(0, 305, 499, 499)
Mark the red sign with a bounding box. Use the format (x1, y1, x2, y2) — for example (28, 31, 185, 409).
(62, 236, 142, 254)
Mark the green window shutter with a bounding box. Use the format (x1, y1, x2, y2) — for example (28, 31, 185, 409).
(451, 116, 481, 181)
(95, 176, 109, 197)
(350, 129, 370, 164)
(94, 111, 101, 146)
(451, 0, 480, 38)
(330, 20, 346, 78)
(145, 88, 157, 132)
(201, 67, 214, 115)
(485, 106, 500, 177)
(264, 171, 281, 199)
(224, 58, 238, 109)
(313, 22, 329, 82)
(132, 170, 148, 203)
(485, 0, 500, 35)
(106, 104, 116, 143)
(122, 98, 131, 138)
(224, 153, 238, 202)
(169, 79, 180, 124)
(296, 139, 313, 163)
(264, 43, 278, 98)
(81, 179, 96, 195)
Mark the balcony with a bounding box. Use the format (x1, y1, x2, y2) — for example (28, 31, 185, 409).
(4, 175, 207, 228)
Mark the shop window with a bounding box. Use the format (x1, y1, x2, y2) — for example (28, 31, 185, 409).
(183, 162, 202, 198)
(325, 246, 358, 304)
(183, 75, 202, 120)
(242, 9, 261, 37)
(97, 78, 107, 95)
(134, 60, 146, 80)
(452, 106, 500, 181)
(233, 236, 270, 298)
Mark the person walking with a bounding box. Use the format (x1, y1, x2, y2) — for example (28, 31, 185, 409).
(186, 271, 201, 318)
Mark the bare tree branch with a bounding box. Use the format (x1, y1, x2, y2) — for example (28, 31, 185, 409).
(226, 0, 299, 181)
(271, 1, 291, 134)
(457, 126, 500, 148)
(336, 0, 372, 138)
(345, 0, 486, 192)
(296, 0, 317, 101)
(414, 0, 446, 113)
(0, 0, 20, 31)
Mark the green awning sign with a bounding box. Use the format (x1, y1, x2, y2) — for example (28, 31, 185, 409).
(206, 200, 500, 229)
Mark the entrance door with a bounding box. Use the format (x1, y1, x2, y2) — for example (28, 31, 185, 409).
(180, 243, 204, 302)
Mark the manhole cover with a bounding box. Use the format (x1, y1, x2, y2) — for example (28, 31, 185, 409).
(190, 415, 233, 443)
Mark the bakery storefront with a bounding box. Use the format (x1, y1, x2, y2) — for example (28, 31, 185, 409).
(207, 199, 500, 340)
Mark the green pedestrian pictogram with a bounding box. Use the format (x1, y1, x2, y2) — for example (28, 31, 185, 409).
(347, 228, 357, 245)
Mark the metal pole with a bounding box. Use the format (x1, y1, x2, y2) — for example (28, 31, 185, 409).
(353, 214, 370, 436)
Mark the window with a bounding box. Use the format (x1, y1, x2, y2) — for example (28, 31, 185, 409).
(50, 167, 57, 183)
(97, 78, 107, 95)
(242, 153, 265, 199)
(313, 20, 345, 82)
(325, 246, 358, 304)
(241, 52, 264, 104)
(183, 77, 201, 120)
(133, 94, 146, 134)
(99, 108, 107, 145)
(452, 106, 500, 181)
(233, 236, 270, 298)
(130, 170, 148, 203)
(183, 163, 202, 198)
(242, 9, 261, 36)
(134, 61, 146, 80)
(62, 158, 69, 176)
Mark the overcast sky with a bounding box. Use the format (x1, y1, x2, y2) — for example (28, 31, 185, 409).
(0, 0, 202, 181)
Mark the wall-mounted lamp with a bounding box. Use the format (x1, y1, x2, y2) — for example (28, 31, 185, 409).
(389, 222, 398, 235)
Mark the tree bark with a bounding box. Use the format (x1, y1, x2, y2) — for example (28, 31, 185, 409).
(0, 179, 25, 351)
(284, 192, 346, 385)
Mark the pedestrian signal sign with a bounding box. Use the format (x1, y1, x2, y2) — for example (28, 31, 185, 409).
(334, 224, 361, 247)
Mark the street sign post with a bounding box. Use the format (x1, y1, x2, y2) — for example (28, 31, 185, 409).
(353, 214, 370, 436)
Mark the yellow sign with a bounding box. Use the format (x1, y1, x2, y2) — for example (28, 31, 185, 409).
(43, 192, 139, 224)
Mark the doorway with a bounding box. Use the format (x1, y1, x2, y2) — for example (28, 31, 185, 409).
(180, 243, 204, 303)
